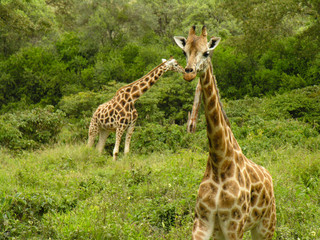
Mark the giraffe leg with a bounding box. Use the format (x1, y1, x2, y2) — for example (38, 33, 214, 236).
(192, 206, 222, 240)
(124, 123, 135, 155)
(96, 129, 110, 153)
(251, 205, 276, 240)
(251, 225, 274, 240)
(219, 219, 244, 240)
(88, 119, 98, 147)
(192, 215, 215, 240)
(88, 134, 96, 148)
(113, 128, 124, 161)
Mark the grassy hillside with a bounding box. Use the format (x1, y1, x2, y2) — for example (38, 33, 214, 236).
(1, 86, 320, 239)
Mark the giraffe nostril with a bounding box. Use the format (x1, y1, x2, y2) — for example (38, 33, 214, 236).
(185, 68, 194, 73)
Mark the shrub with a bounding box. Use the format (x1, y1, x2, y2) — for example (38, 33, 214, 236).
(131, 123, 186, 153)
(58, 83, 125, 119)
(212, 46, 251, 99)
(0, 191, 78, 239)
(262, 86, 320, 131)
(0, 46, 68, 108)
(0, 106, 65, 150)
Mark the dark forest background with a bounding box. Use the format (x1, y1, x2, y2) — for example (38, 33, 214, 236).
(1, 0, 319, 105)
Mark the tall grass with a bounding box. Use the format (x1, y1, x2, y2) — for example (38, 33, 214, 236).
(1, 86, 320, 239)
(0, 143, 319, 239)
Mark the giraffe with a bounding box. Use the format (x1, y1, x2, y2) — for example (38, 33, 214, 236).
(174, 26, 276, 239)
(87, 58, 184, 161)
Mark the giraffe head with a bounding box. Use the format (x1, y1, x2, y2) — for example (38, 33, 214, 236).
(162, 57, 185, 73)
(174, 26, 221, 81)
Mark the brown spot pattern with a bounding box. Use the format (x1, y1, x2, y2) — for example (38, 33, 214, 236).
(222, 180, 240, 196)
(197, 203, 210, 222)
(225, 142, 234, 157)
(211, 110, 220, 126)
(237, 154, 245, 169)
(205, 85, 213, 98)
(231, 208, 242, 220)
(237, 167, 245, 187)
(237, 191, 246, 205)
(221, 160, 235, 181)
(218, 211, 230, 222)
(247, 165, 260, 183)
(132, 85, 138, 92)
(132, 93, 140, 99)
(219, 190, 235, 208)
(115, 105, 121, 112)
(228, 221, 238, 231)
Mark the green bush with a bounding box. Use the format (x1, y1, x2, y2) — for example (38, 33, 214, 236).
(0, 191, 78, 239)
(213, 46, 251, 99)
(0, 106, 65, 150)
(57, 85, 320, 156)
(0, 46, 68, 108)
(57, 86, 123, 144)
(224, 86, 320, 157)
(262, 86, 320, 131)
(131, 121, 208, 154)
(131, 123, 184, 153)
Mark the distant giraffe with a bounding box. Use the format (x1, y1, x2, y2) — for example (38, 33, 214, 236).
(88, 58, 184, 161)
(187, 79, 202, 133)
(174, 26, 276, 239)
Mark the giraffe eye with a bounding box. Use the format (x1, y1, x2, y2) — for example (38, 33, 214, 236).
(183, 50, 187, 57)
(203, 51, 210, 57)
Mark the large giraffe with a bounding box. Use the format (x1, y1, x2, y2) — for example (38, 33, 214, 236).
(88, 58, 184, 161)
(174, 26, 276, 239)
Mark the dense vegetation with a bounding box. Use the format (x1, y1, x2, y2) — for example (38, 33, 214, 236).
(1, 87, 320, 239)
(1, 0, 320, 110)
(0, 0, 320, 239)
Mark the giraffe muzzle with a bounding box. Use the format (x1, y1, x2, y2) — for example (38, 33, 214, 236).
(184, 67, 197, 81)
(183, 72, 197, 81)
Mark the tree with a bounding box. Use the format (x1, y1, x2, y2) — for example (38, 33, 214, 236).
(0, 0, 55, 56)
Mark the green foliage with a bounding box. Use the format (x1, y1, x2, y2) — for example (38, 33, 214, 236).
(0, 0, 56, 56)
(213, 46, 251, 99)
(0, 46, 68, 107)
(131, 123, 185, 153)
(0, 1, 320, 237)
(224, 85, 320, 156)
(262, 86, 320, 131)
(1, 85, 320, 238)
(1, 0, 320, 108)
(0, 106, 65, 150)
(57, 83, 126, 143)
(0, 143, 319, 239)
(55, 85, 320, 160)
(0, 190, 78, 239)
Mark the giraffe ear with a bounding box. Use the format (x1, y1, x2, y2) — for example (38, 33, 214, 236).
(162, 59, 167, 63)
(174, 36, 187, 49)
(208, 37, 221, 51)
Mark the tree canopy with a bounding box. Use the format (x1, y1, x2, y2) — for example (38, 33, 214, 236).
(0, 0, 319, 112)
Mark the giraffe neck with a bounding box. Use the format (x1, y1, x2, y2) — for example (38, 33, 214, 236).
(117, 62, 168, 103)
(200, 60, 241, 166)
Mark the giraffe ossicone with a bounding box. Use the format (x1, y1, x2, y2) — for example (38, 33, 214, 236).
(87, 58, 184, 161)
(174, 26, 276, 240)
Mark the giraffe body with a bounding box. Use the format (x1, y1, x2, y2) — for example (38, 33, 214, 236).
(174, 26, 276, 239)
(88, 58, 183, 161)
